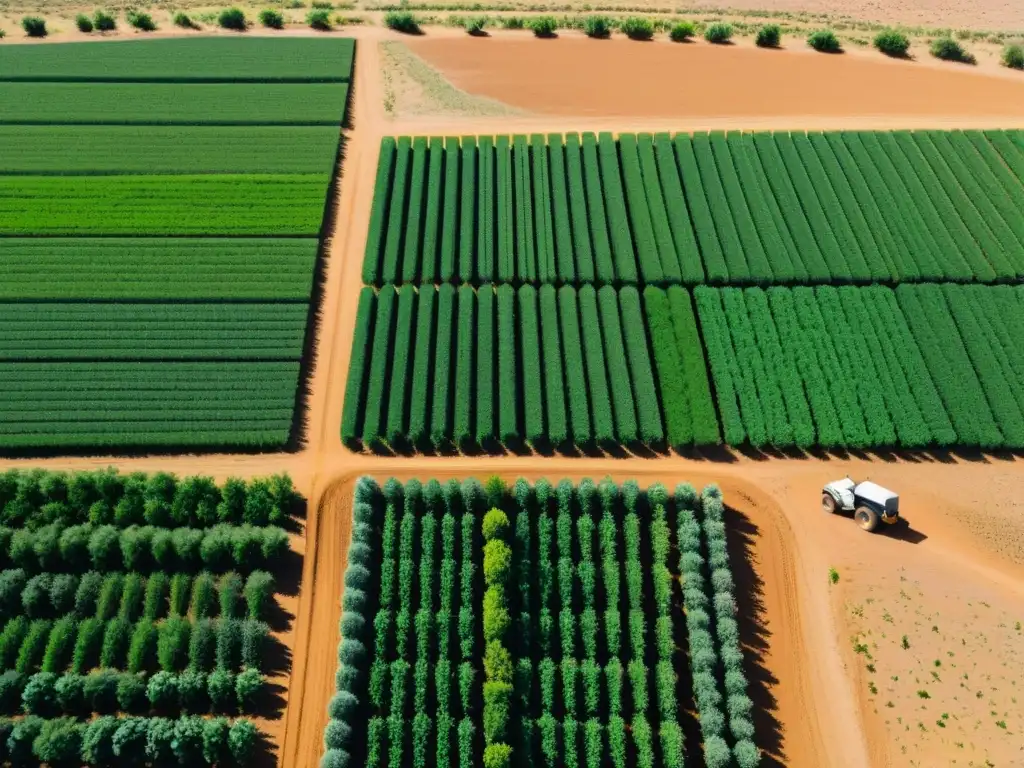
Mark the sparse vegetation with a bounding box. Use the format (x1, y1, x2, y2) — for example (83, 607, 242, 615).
(463, 15, 487, 35)
(756, 24, 781, 48)
(808, 29, 842, 53)
(874, 28, 910, 57)
(21, 16, 47, 37)
(126, 10, 157, 31)
(582, 15, 611, 39)
(529, 15, 558, 38)
(92, 10, 116, 30)
(704, 22, 733, 44)
(620, 16, 655, 41)
(218, 7, 247, 30)
(829, 568, 840, 585)
(1003, 44, 1024, 70)
(930, 37, 976, 64)
(76, 14, 94, 32)
(172, 12, 198, 28)
(258, 9, 284, 28)
(668, 21, 695, 42)
(307, 9, 331, 29)
(384, 10, 420, 33)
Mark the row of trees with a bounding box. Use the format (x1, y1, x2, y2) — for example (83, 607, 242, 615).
(0, 522, 289, 575)
(0, 470, 297, 531)
(0, 568, 274, 623)
(0, 615, 268, 676)
(0, 714, 258, 767)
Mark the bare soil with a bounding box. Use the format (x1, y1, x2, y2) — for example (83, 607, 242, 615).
(3, 24, 1024, 768)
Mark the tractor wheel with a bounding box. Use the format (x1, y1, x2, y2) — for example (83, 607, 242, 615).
(821, 494, 837, 514)
(855, 506, 880, 532)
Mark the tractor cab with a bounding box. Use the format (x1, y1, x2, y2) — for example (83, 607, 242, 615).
(822, 477, 899, 532)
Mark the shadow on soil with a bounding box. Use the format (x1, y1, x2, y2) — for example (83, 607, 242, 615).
(724, 504, 786, 768)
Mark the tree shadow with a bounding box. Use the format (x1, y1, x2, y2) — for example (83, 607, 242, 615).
(724, 505, 786, 768)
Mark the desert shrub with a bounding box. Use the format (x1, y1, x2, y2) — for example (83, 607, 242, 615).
(530, 15, 557, 37)
(22, 573, 52, 618)
(189, 618, 217, 671)
(242, 620, 267, 669)
(16, 619, 52, 673)
(808, 28, 842, 52)
(258, 8, 284, 28)
(92, 10, 116, 30)
(127, 620, 157, 673)
(22, 16, 47, 36)
(620, 16, 654, 40)
(85, 669, 120, 713)
(582, 15, 611, 38)
(175, 670, 207, 715)
(216, 619, 242, 672)
(307, 9, 330, 29)
(756, 23, 781, 47)
(99, 618, 130, 669)
(76, 13, 94, 31)
(95, 574, 124, 620)
(82, 716, 119, 764)
(147, 670, 179, 710)
(669, 21, 695, 41)
(172, 12, 196, 28)
(218, 7, 247, 29)
(1003, 43, 1024, 69)
(22, 671, 57, 714)
(127, 10, 156, 30)
(41, 616, 77, 672)
(384, 10, 419, 33)
(704, 22, 732, 43)
(873, 28, 910, 56)
(169, 573, 192, 617)
(244, 570, 275, 620)
(235, 668, 262, 711)
(931, 36, 975, 63)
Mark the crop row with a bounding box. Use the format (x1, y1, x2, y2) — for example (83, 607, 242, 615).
(362, 130, 1024, 287)
(0, 303, 307, 362)
(696, 284, 1024, 449)
(0, 126, 342, 176)
(0, 362, 300, 450)
(0, 238, 319, 301)
(0, 82, 350, 126)
(0, 174, 330, 236)
(322, 477, 760, 768)
(0, 37, 355, 83)
(341, 283, 718, 452)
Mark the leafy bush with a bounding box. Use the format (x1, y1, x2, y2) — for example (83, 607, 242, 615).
(158, 617, 191, 672)
(169, 573, 192, 617)
(143, 572, 168, 620)
(669, 21, 695, 42)
(22, 573, 52, 619)
(16, 619, 51, 673)
(89, 526, 121, 571)
(91, 10, 116, 31)
(55, 672, 86, 714)
(41, 616, 76, 673)
(189, 618, 217, 671)
(244, 570, 275, 619)
(172, 12, 197, 28)
(208, 669, 235, 711)
(384, 11, 419, 33)
(50, 573, 78, 616)
(808, 29, 842, 52)
(308, 9, 331, 29)
(99, 618, 130, 669)
(202, 717, 230, 764)
(756, 23, 781, 47)
(582, 15, 611, 38)
(148, 670, 179, 710)
(22, 671, 57, 714)
(173, 716, 205, 763)
(74, 572, 103, 618)
(119, 573, 145, 622)
(116, 672, 147, 713)
(931, 36, 975, 63)
(241, 620, 267, 669)
(236, 668, 262, 711)
(1003, 43, 1024, 69)
(873, 28, 910, 56)
(530, 15, 558, 37)
(0, 669, 25, 712)
(228, 719, 258, 762)
(177, 669, 207, 713)
(259, 8, 285, 28)
(22, 16, 47, 36)
(95, 574, 124, 620)
(8, 715, 43, 764)
(83, 716, 119, 764)
(218, 7, 247, 29)
(126, 620, 157, 673)
(127, 10, 156, 30)
(216, 619, 242, 672)
(620, 16, 654, 40)
(190, 572, 217, 618)
(111, 716, 148, 762)
(34, 717, 83, 764)
(76, 13, 94, 31)
(704, 22, 732, 43)
(146, 716, 176, 763)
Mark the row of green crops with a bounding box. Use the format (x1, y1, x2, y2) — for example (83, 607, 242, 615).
(340, 284, 718, 452)
(0, 470, 297, 763)
(0, 38, 354, 452)
(362, 130, 1024, 287)
(322, 477, 760, 768)
(0, 37, 355, 83)
(0, 239, 318, 301)
(695, 284, 1024, 449)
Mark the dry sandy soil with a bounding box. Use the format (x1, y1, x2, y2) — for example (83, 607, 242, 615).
(3, 24, 1024, 768)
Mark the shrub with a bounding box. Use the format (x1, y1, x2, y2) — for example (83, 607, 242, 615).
(0, 616, 28, 670)
(582, 15, 611, 38)
(41, 616, 77, 672)
(172, 528, 203, 570)
(669, 21, 695, 42)
(1003, 43, 1024, 69)
(931, 36, 975, 63)
(119, 573, 145, 622)
(872, 28, 910, 56)
(22, 573, 52, 618)
(8, 715, 43, 764)
(34, 717, 83, 764)
(95, 574, 124, 620)
(55, 673, 86, 714)
(308, 9, 331, 29)
(0, 669, 25, 712)
(16, 619, 52, 673)
(127, 10, 156, 30)
(530, 15, 557, 37)
(148, 670, 179, 710)
(169, 573, 192, 617)
(172, 12, 197, 28)
(115, 672, 147, 713)
(158, 617, 191, 672)
(82, 716, 119, 764)
(236, 668, 262, 711)
(191, 572, 217, 618)
(258, 9, 285, 28)
(208, 669, 235, 711)
(143, 572, 168, 620)
(483, 743, 512, 768)
(22, 671, 57, 714)
(112, 716, 148, 762)
(808, 29, 842, 52)
(99, 618, 130, 669)
(228, 719, 258, 762)
(126, 620, 157, 673)
(244, 571, 275, 619)
(620, 16, 654, 40)
(756, 23, 780, 47)
(241, 620, 267, 669)
(216, 619, 242, 671)
(261, 526, 289, 562)
(202, 717, 230, 764)
(146, 717, 176, 764)
(121, 526, 152, 571)
(384, 11, 419, 33)
(93, 10, 116, 31)
(173, 716, 205, 763)
(22, 16, 47, 36)
(178, 669, 207, 713)
(217, 572, 243, 619)
(481, 509, 509, 542)
(0, 569, 25, 618)
(704, 22, 732, 43)
(50, 574, 78, 616)
(218, 7, 247, 29)
(89, 526, 121, 571)
(76, 13, 94, 31)
(189, 619, 217, 671)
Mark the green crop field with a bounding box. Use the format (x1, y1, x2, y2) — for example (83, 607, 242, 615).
(0, 38, 354, 453)
(0, 37, 355, 83)
(363, 130, 1024, 287)
(0, 126, 341, 175)
(323, 477, 759, 768)
(0, 468, 297, 766)
(0, 239, 318, 301)
(0, 83, 349, 126)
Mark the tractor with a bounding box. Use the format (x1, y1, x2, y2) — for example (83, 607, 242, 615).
(822, 477, 899, 532)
